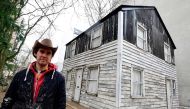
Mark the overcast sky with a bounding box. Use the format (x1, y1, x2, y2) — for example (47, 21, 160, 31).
(23, 4, 90, 66)
(22, 0, 190, 72)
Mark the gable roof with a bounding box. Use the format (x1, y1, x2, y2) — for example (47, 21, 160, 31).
(66, 5, 176, 49)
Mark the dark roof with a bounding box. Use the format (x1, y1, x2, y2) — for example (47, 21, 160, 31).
(66, 5, 176, 49)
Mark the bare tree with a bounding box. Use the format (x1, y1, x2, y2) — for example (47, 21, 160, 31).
(79, 0, 121, 25)
(10, 0, 77, 60)
(0, 0, 78, 79)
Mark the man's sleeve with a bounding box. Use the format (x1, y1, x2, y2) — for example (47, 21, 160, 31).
(1, 72, 19, 109)
(55, 73, 66, 109)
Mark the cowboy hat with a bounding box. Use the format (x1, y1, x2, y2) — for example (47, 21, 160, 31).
(32, 38, 58, 58)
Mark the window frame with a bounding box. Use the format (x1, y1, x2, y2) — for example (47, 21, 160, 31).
(164, 42, 171, 63)
(86, 65, 100, 95)
(70, 41, 76, 57)
(90, 24, 103, 49)
(136, 22, 148, 50)
(172, 80, 176, 96)
(131, 66, 145, 98)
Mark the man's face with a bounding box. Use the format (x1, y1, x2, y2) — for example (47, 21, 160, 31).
(34, 48, 53, 67)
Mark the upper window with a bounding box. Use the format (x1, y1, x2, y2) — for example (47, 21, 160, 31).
(91, 24, 102, 48)
(131, 67, 144, 97)
(164, 42, 171, 63)
(137, 22, 147, 50)
(87, 66, 99, 95)
(70, 41, 76, 57)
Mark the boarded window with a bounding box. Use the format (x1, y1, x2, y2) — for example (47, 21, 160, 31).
(137, 22, 147, 50)
(132, 67, 144, 97)
(91, 25, 102, 48)
(164, 42, 171, 63)
(87, 66, 99, 94)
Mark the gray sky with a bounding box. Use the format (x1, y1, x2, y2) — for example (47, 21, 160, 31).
(22, 0, 190, 74)
(24, 5, 90, 65)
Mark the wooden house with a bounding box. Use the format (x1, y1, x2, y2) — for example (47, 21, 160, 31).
(62, 5, 179, 109)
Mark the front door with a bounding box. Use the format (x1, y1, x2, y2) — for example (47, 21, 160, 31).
(73, 68, 83, 102)
(166, 79, 172, 109)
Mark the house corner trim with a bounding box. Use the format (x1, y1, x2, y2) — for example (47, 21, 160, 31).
(116, 11, 123, 108)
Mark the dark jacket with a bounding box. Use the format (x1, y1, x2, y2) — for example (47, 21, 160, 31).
(1, 66, 66, 109)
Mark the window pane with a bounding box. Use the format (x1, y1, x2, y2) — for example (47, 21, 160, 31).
(137, 23, 147, 50)
(71, 50, 75, 56)
(94, 29, 100, 38)
(133, 83, 141, 95)
(133, 70, 141, 82)
(92, 37, 101, 48)
(88, 67, 99, 94)
(137, 27, 144, 39)
(93, 26, 101, 39)
(133, 69, 142, 96)
(91, 25, 102, 48)
(88, 80, 97, 94)
(71, 44, 75, 50)
(164, 43, 171, 62)
(89, 68, 99, 80)
(164, 45, 169, 54)
(70, 42, 75, 57)
(137, 37, 144, 49)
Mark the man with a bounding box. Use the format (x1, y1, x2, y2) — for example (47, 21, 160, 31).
(1, 39, 66, 109)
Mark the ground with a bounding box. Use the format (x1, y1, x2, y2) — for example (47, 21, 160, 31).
(0, 91, 86, 109)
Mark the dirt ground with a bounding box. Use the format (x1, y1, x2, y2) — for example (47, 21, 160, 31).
(66, 100, 87, 109)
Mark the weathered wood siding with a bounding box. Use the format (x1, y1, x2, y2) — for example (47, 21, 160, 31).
(63, 41, 118, 109)
(123, 9, 175, 64)
(64, 14, 118, 59)
(120, 40, 179, 109)
(102, 14, 118, 44)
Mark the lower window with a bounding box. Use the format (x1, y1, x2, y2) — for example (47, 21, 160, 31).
(131, 67, 144, 97)
(87, 66, 99, 95)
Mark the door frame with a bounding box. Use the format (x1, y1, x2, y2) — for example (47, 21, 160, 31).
(166, 79, 172, 109)
(73, 67, 83, 102)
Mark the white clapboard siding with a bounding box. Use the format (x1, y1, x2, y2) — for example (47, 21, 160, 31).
(63, 40, 118, 109)
(120, 40, 179, 108)
(63, 41, 117, 69)
(123, 40, 177, 77)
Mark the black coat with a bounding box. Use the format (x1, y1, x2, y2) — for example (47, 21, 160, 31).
(1, 69, 66, 109)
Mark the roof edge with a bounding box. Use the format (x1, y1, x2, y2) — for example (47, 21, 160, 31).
(66, 5, 176, 49)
